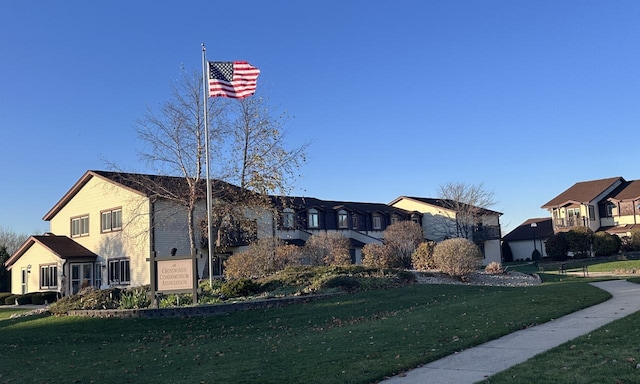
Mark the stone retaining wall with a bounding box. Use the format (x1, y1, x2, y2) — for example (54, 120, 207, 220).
(67, 293, 340, 318)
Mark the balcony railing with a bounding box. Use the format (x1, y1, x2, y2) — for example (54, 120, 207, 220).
(472, 225, 501, 242)
(553, 217, 586, 229)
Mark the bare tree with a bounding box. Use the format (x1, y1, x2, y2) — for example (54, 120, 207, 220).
(383, 221, 424, 268)
(132, 68, 227, 256)
(0, 226, 30, 255)
(128, 68, 306, 259)
(434, 182, 497, 240)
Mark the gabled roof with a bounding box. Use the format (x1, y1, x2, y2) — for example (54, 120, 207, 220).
(541, 177, 623, 208)
(5, 234, 98, 269)
(389, 196, 503, 216)
(274, 196, 414, 217)
(503, 218, 554, 242)
(44, 170, 241, 221)
(607, 180, 640, 202)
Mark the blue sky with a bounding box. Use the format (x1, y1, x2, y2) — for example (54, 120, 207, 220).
(1, 1, 639, 235)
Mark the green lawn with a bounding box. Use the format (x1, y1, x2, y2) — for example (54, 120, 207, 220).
(484, 296, 640, 384)
(0, 278, 609, 384)
(0, 307, 30, 321)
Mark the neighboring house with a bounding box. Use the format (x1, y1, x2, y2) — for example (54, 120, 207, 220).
(389, 196, 503, 265)
(274, 196, 421, 264)
(6, 170, 506, 295)
(541, 177, 640, 238)
(502, 218, 553, 261)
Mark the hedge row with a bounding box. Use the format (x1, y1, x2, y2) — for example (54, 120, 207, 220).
(0, 291, 59, 306)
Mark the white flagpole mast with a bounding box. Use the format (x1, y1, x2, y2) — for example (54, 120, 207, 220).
(201, 44, 215, 289)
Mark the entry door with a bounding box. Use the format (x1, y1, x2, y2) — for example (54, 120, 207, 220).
(71, 263, 94, 294)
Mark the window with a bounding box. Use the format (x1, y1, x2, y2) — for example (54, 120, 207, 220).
(605, 202, 615, 218)
(101, 208, 122, 232)
(71, 215, 89, 237)
(95, 264, 103, 288)
(308, 209, 319, 229)
(282, 208, 295, 229)
(337, 210, 348, 229)
(40, 264, 58, 289)
(352, 215, 358, 230)
(108, 259, 130, 285)
(588, 205, 596, 221)
(373, 214, 382, 230)
(391, 215, 399, 225)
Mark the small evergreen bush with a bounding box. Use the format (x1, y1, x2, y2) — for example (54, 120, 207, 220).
(31, 292, 45, 305)
(220, 278, 259, 298)
(593, 232, 621, 256)
(16, 294, 32, 305)
(0, 292, 13, 305)
(4, 294, 17, 305)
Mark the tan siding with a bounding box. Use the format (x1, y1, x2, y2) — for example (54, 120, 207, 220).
(9, 242, 62, 294)
(48, 175, 151, 287)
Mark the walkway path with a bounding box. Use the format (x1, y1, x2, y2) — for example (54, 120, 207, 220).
(380, 280, 640, 384)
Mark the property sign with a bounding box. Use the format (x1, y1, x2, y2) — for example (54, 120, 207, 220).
(157, 259, 193, 292)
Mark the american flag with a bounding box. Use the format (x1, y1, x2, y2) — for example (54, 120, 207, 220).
(208, 61, 260, 99)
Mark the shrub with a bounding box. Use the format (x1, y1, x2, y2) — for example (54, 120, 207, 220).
(411, 242, 436, 271)
(531, 249, 542, 261)
(545, 232, 569, 261)
(220, 278, 258, 298)
(501, 241, 514, 262)
(4, 294, 17, 305)
(383, 221, 424, 268)
(42, 291, 58, 304)
(319, 275, 361, 292)
(49, 287, 120, 314)
(16, 294, 32, 305)
(224, 237, 303, 279)
(31, 292, 45, 305)
(622, 229, 640, 252)
(593, 232, 621, 256)
(566, 226, 593, 257)
(432, 238, 482, 280)
(362, 243, 399, 269)
(119, 287, 151, 309)
(304, 232, 352, 266)
(484, 261, 503, 274)
(159, 293, 194, 308)
(0, 292, 13, 305)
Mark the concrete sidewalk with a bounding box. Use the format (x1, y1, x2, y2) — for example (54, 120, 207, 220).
(380, 280, 640, 384)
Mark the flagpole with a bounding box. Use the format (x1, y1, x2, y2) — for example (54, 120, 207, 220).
(201, 44, 215, 290)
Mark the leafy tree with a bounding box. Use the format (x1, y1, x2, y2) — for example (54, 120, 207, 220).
(434, 182, 497, 240)
(566, 226, 593, 258)
(592, 232, 621, 256)
(304, 232, 351, 266)
(383, 221, 424, 268)
(432, 238, 482, 280)
(0, 246, 10, 292)
(545, 232, 569, 261)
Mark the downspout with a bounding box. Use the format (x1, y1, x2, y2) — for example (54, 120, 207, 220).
(149, 195, 158, 308)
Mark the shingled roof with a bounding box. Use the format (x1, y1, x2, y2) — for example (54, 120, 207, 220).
(607, 180, 640, 202)
(541, 177, 623, 208)
(5, 234, 98, 268)
(44, 170, 241, 221)
(502, 218, 553, 242)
